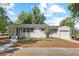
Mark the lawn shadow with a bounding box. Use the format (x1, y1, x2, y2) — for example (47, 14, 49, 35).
(0, 48, 19, 56)
(5, 48, 19, 53)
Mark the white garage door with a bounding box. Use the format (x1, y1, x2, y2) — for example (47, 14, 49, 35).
(59, 30, 70, 39)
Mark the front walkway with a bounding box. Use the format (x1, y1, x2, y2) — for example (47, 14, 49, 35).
(0, 41, 16, 53)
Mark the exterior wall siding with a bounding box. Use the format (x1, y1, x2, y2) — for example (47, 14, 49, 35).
(10, 25, 72, 39)
(30, 29, 46, 38)
(50, 26, 72, 39)
(19, 29, 46, 38)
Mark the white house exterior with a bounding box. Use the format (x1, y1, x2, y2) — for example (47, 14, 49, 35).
(9, 24, 47, 38)
(49, 26, 72, 39)
(8, 24, 72, 39)
(57, 26, 71, 39)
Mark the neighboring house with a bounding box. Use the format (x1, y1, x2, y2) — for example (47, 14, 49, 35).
(8, 24, 72, 39)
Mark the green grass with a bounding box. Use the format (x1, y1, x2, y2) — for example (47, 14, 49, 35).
(76, 32, 79, 38)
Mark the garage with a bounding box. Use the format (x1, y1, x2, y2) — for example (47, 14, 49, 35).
(58, 26, 71, 39)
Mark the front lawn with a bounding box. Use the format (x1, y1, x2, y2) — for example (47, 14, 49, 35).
(12, 38, 79, 48)
(75, 32, 79, 39)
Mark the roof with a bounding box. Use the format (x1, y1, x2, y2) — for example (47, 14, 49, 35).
(8, 24, 48, 29)
(58, 26, 70, 30)
(8, 24, 61, 29)
(49, 26, 59, 29)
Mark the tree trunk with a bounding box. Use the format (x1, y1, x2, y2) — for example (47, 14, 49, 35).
(46, 33, 49, 38)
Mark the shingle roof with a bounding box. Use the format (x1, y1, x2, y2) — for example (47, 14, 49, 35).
(8, 24, 60, 29)
(49, 26, 59, 29)
(8, 24, 48, 29)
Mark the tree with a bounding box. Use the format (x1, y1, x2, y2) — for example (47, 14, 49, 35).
(7, 20, 13, 25)
(39, 14, 46, 24)
(68, 3, 79, 38)
(0, 20, 6, 33)
(32, 6, 46, 24)
(0, 6, 9, 33)
(15, 11, 32, 24)
(68, 3, 79, 20)
(60, 17, 75, 27)
(32, 6, 40, 24)
(68, 3, 79, 17)
(15, 6, 46, 24)
(15, 11, 28, 24)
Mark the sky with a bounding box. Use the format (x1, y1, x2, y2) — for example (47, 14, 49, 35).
(0, 3, 79, 29)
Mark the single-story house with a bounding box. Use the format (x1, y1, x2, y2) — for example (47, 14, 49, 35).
(8, 24, 72, 39)
(8, 24, 48, 38)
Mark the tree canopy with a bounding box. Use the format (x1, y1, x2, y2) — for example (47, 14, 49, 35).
(60, 17, 75, 28)
(68, 3, 79, 17)
(0, 6, 10, 33)
(15, 11, 31, 24)
(15, 6, 46, 24)
(60, 3, 79, 27)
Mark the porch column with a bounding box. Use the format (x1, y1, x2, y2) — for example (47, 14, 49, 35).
(10, 27, 13, 37)
(17, 27, 20, 36)
(17, 27, 21, 37)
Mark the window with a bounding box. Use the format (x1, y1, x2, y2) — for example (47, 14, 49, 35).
(27, 28, 30, 32)
(26, 28, 34, 32)
(60, 30, 69, 32)
(23, 28, 26, 32)
(53, 29, 57, 33)
(40, 28, 44, 31)
(30, 28, 34, 32)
